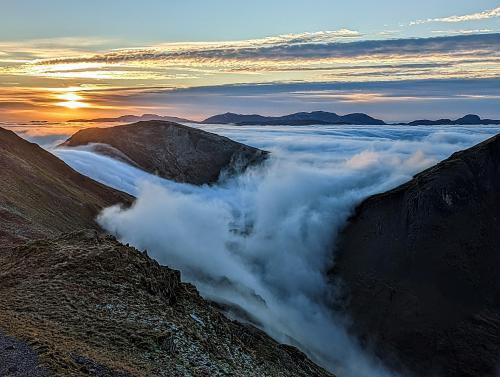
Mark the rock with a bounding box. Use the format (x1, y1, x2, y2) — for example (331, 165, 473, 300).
(331, 134, 500, 376)
(60, 120, 269, 185)
(0, 331, 49, 377)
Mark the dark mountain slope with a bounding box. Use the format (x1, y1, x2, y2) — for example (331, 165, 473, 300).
(331, 134, 500, 376)
(0, 230, 334, 377)
(61, 121, 268, 185)
(0, 127, 131, 245)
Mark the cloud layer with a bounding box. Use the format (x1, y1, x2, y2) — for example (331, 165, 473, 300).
(1, 31, 499, 121)
(51, 123, 500, 376)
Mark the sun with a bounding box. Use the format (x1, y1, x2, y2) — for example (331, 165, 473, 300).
(56, 92, 89, 109)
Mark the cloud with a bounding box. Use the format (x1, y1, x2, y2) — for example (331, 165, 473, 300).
(1, 32, 498, 121)
(431, 29, 494, 35)
(2, 33, 496, 99)
(50, 123, 500, 376)
(84, 78, 500, 121)
(411, 6, 500, 25)
(28, 33, 500, 66)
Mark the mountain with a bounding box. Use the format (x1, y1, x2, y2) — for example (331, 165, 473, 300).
(0, 128, 331, 375)
(0, 127, 131, 245)
(68, 113, 196, 124)
(0, 230, 333, 376)
(202, 111, 386, 125)
(331, 134, 500, 376)
(60, 121, 268, 185)
(405, 114, 500, 126)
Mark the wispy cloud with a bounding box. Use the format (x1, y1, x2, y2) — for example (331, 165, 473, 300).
(411, 6, 500, 25)
(1, 31, 499, 120)
(431, 29, 494, 35)
(1, 33, 495, 87)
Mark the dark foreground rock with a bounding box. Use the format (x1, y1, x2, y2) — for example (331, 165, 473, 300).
(0, 331, 49, 377)
(0, 127, 131, 245)
(60, 121, 268, 185)
(331, 134, 500, 376)
(0, 230, 333, 377)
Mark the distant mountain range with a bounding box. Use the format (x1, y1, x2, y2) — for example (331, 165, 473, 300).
(68, 112, 500, 126)
(403, 114, 500, 126)
(202, 111, 386, 125)
(68, 113, 196, 123)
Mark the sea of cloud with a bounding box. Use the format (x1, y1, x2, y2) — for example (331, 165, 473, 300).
(43, 123, 500, 376)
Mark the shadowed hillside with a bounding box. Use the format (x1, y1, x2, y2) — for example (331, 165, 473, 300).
(0, 127, 131, 245)
(332, 134, 500, 376)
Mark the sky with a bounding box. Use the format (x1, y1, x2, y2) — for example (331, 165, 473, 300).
(0, 0, 499, 122)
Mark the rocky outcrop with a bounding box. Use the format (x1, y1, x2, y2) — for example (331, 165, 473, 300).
(0, 230, 333, 377)
(203, 111, 386, 125)
(331, 134, 500, 376)
(60, 121, 268, 185)
(0, 127, 131, 245)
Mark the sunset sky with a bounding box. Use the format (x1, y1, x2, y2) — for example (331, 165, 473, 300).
(1, 0, 499, 122)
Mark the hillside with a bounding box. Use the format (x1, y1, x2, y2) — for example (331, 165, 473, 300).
(0, 127, 131, 245)
(60, 121, 268, 185)
(331, 134, 500, 376)
(0, 230, 334, 377)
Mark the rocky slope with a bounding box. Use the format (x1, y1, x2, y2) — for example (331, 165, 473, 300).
(0, 230, 333, 377)
(203, 111, 386, 125)
(60, 121, 268, 185)
(331, 134, 500, 376)
(0, 127, 131, 245)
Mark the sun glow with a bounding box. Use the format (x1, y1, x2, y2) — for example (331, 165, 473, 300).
(56, 91, 89, 109)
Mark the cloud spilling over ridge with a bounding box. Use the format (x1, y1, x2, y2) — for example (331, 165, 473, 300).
(53, 124, 500, 376)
